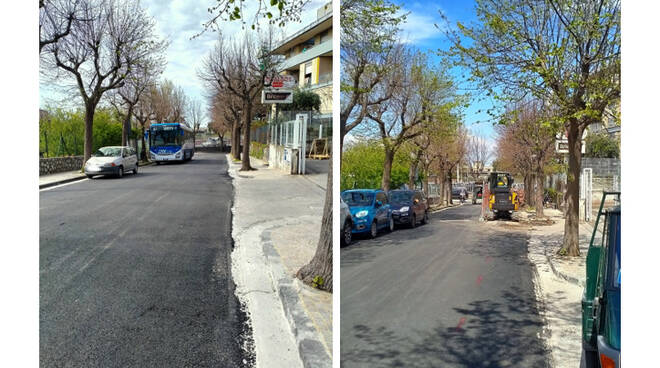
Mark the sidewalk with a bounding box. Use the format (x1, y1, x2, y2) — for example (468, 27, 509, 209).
(39, 170, 87, 189)
(228, 155, 331, 368)
(525, 209, 597, 368)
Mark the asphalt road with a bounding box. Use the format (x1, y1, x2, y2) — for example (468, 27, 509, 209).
(340, 204, 550, 368)
(40, 152, 253, 367)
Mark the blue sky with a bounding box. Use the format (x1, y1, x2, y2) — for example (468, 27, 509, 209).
(396, 0, 498, 146)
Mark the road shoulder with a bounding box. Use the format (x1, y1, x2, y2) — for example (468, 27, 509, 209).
(525, 210, 590, 368)
(228, 155, 331, 368)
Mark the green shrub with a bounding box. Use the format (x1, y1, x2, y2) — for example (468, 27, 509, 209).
(249, 141, 267, 160)
(341, 140, 411, 190)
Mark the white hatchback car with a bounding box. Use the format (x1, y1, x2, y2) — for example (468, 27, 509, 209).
(84, 146, 139, 179)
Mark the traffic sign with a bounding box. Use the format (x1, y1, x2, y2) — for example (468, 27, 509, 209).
(262, 88, 293, 104)
(264, 74, 296, 89)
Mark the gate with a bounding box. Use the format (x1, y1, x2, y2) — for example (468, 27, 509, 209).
(581, 168, 593, 222)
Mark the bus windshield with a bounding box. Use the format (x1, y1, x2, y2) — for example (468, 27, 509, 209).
(151, 126, 181, 146)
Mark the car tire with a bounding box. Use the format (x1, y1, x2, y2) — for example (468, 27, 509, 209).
(86, 174, 94, 179)
(422, 211, 428, 224)
(388, 217, 394, 232)
(117, 167, 123, 178)
(370, 221, 378, 239)
(133, 164, 138, 175)
(342, 221, 352, 247)
(410, 213, 417, 228)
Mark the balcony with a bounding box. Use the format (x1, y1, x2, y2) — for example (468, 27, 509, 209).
(278, 39, 332, 72)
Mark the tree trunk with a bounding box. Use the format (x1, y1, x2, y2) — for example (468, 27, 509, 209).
(408, 159, 418, 189)
(296, 154, 333, 292)
(140, 124, 147, 161)
(535, 169, 545, 218)
(446, 175, 453, 205)
(121, 105, 133, 146)
(240, 105, 253, 171)
(83, 101, 98, 163)
(523, 174, 531, 207)
(381, 147, 395, 192)
(560, 123, 582, 256)
(231, 121, 241, 160)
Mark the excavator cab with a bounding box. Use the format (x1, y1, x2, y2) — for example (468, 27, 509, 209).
(488, 172, 519, 218)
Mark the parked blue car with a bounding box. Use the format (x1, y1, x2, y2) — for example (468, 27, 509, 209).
(341, 189, 394, 238)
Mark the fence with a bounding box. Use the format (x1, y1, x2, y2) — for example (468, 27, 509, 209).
(254, 110, 333, 155)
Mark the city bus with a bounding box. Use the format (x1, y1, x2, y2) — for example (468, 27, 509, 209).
(148, 123, 195, 164)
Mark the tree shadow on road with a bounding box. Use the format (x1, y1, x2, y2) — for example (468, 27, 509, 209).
(341, 286, 551, 368)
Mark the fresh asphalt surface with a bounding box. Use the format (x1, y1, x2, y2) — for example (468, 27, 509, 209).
(340, 204, 550, 368)
(40, 152, 253, 367)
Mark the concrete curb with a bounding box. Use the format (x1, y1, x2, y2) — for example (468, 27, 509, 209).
(261, 229, 331, 368)
(39, 174, 87, 189)
(539, 222, 593, 288)
(543, 248, 585, 287)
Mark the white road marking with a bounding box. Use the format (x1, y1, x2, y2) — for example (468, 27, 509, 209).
(40, 178, 89, 191)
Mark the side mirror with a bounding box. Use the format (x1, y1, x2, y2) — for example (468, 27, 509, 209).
(375, 200, 383, 208)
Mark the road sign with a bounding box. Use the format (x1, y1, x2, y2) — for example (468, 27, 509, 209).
(262, 88, 293, 104)
(264, 74, 296, 89)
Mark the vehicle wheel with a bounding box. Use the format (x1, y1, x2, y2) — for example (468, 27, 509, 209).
(370, 221, 378, 238)
(133, 165, 138, 174)
(422, 211, 429, 224)
(155, 161, 161, 165)
(342, 221, 352, 247)
(410, 213, 417, 228)
(580, 348, 598, 368)
(117, 167, 123, 178)
(388, 217, 394, 232)
(86, 174, 94, 179)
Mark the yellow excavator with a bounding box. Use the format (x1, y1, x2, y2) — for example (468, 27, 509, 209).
(488, 171, 519, 219)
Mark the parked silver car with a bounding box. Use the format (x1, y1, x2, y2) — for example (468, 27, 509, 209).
(340, 197, 352, 246)
(84, 146, 139, 179)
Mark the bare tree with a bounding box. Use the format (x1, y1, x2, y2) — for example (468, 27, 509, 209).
(188, 99, 204, 147)
(466, 133, 491, 182)
(429, 126, 468, 206)
(112, 56, 166, 147)
(363, 50, 455, 192)
(44, 0, 166, 163)
(340, 0, 405, 156)
(199, 31, 280, 171)
(39, 0, 81, 53)
(495, 100, 558, 217)
(150, 80, 189, 124)
(296, 153, 332, 291)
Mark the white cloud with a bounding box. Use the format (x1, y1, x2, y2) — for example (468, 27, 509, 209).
(398, 7, 445, 44)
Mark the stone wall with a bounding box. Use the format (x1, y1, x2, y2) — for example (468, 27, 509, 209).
(40, 156, 84, 176)
(581, 157, 620, 177)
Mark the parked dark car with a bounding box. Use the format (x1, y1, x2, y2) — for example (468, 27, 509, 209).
(389, 190, 429, 228)
(341, 189, 394, 238)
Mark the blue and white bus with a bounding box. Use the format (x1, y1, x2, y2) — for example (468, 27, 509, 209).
(148, 123, 195, 163)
